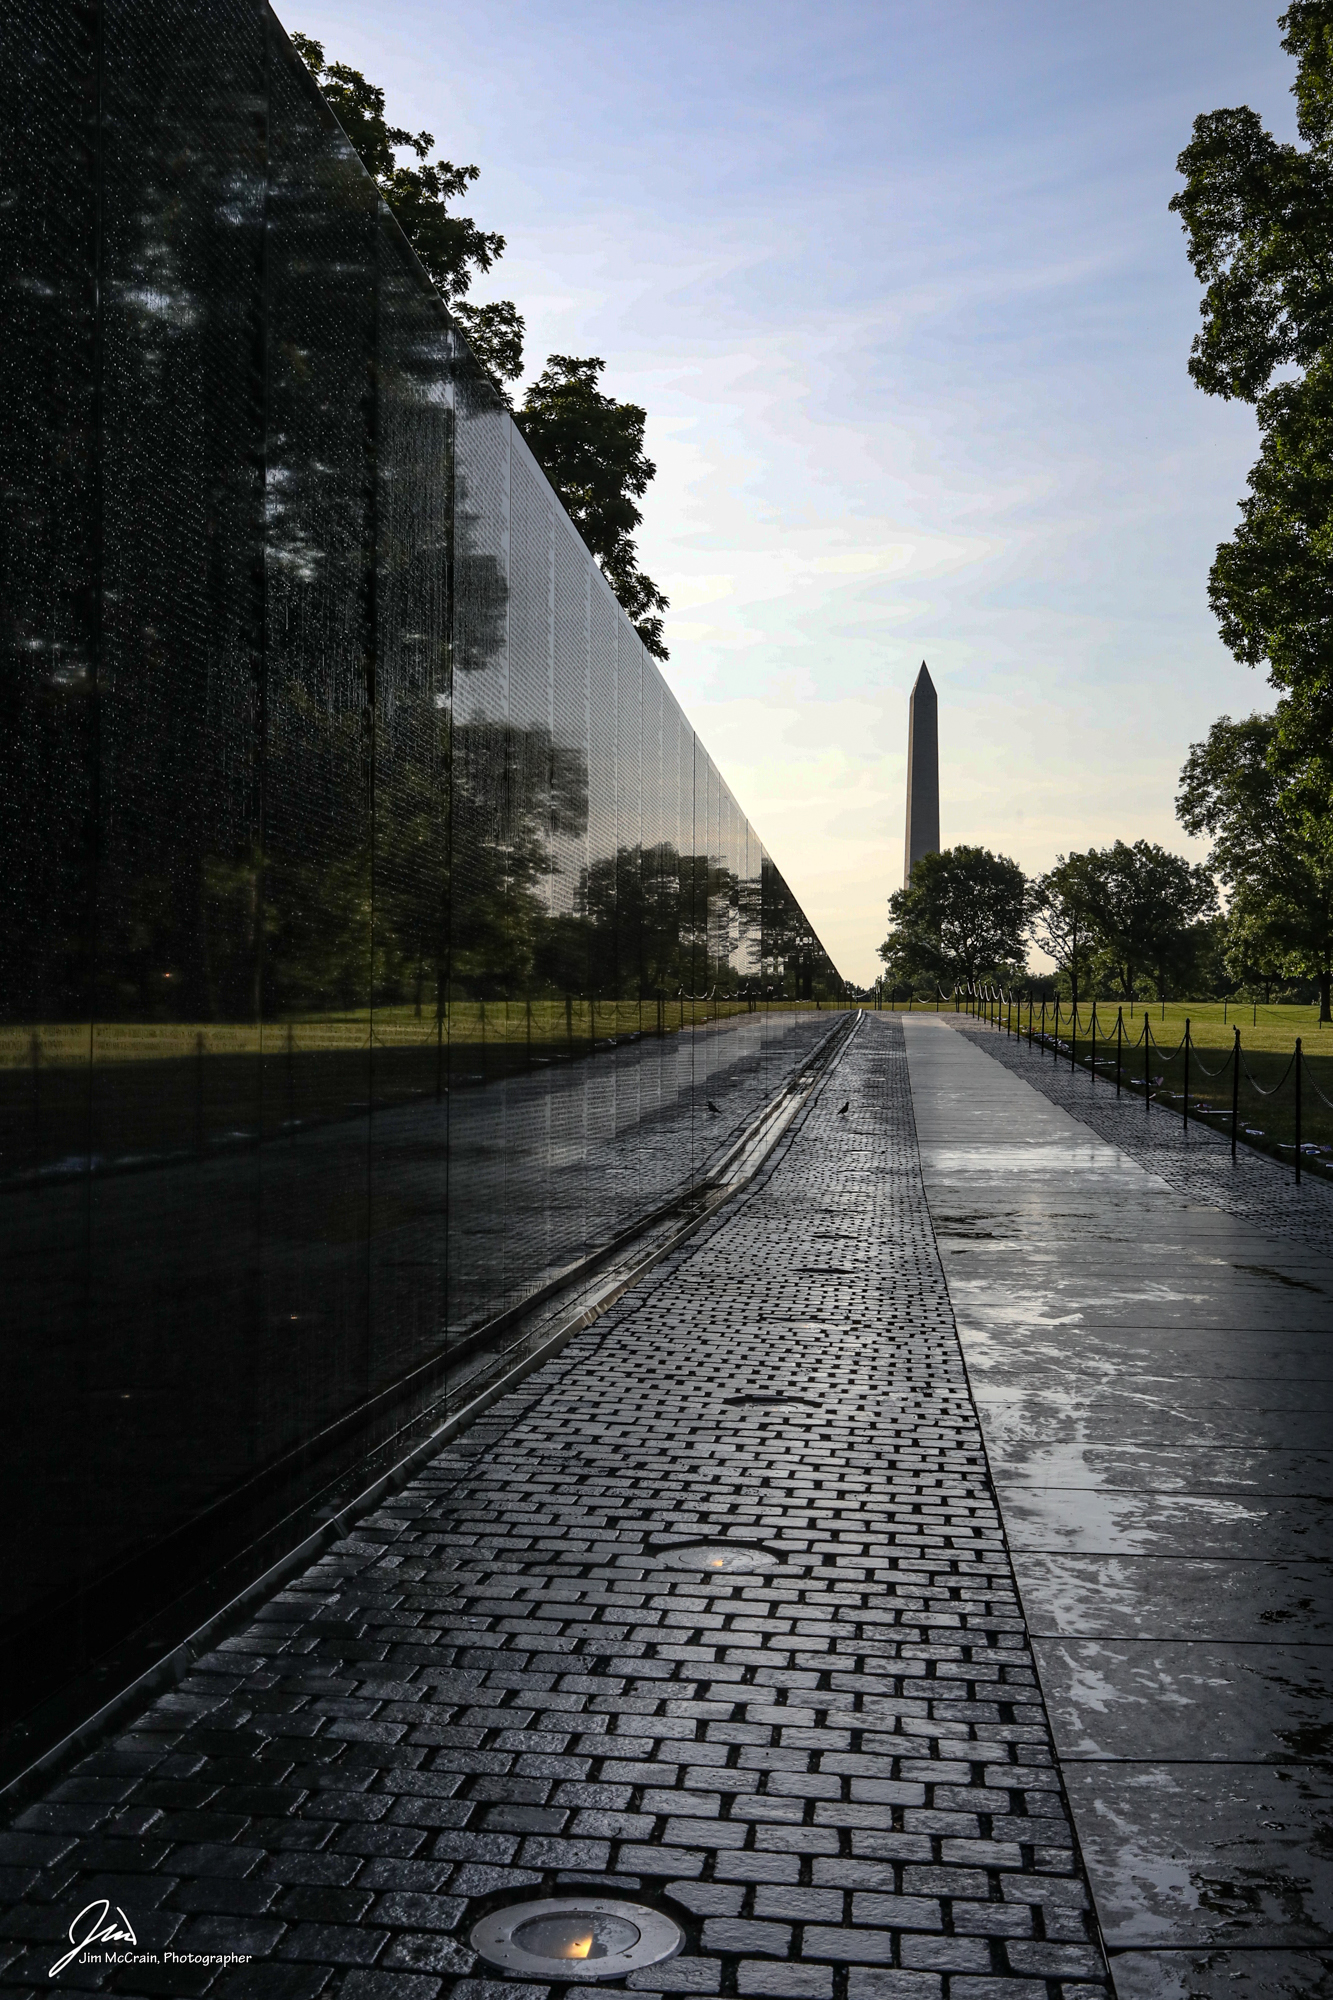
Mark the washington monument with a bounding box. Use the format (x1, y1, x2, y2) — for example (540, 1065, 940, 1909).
(903, 661, 939, 887)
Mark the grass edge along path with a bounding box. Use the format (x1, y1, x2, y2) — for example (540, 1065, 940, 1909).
(951, 994, 1333, 1184)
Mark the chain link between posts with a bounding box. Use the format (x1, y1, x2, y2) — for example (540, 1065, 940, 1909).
(938, 982, 1330, 1187)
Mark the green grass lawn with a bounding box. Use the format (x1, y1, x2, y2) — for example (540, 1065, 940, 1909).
(0, 995, 854, 1070)
(0, 996, 860, 1182)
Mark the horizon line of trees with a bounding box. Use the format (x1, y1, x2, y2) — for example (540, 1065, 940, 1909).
(879, 698, 1333, 1018)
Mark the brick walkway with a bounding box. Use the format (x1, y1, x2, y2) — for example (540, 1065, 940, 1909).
(1, 1017, 1108, 2000)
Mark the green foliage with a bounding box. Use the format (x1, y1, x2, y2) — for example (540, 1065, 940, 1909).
(1171, 3, 1333, 738)
(1208, 353, 1333, 739)
(291, 34, 525, 389)
(1073, 840, 1217, 1002)
(520, 356, 670, 658)
(1029, 853, 1101, 1007)
(879, 846, 1028, 990)
(293, 44, 669, 655)
(1177, 705, 1333, 1019)
(1168, 100, 1333, 404)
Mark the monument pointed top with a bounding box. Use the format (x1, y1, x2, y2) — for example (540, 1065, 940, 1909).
(913, 659, 934, 693)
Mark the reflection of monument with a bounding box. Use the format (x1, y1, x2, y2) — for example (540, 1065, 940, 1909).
(903, 660, 939, 887)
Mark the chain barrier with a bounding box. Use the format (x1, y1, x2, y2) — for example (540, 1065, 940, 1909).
(947, 985, 1328, 1186)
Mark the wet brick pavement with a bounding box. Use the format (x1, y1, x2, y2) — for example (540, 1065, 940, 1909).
(0, 1016, 1108, 2000)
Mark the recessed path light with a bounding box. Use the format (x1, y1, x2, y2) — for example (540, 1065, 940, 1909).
(652, 1542, 786, 1572)
(470, 1899, 684, 1980)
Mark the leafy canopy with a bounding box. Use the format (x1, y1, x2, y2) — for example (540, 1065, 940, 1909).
(1074, 841, 1217, 1002)
(1028, 854, 1102, 1006)
(520, 356, 670, 658)
(292, 34, 524, 386)
(1207, 353, 1333, 736)
(1177, 705, 1333, 1016)
(293, 39, 668, 656)
(879, 846, 1028, 991)
(1172, 2, 1333, 736)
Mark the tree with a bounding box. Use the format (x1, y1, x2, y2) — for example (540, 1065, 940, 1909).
(1207, 355, 1333, 744)
(519, 356, 670, 659)
(1177, 707, 1333, 1020)
(879, 846, 1028, 992)
(292, 35, 525, 389)
(1029, 853, 1101, 1008)
(1171, 2, 1333, 741)
(293, 44, 670, 657)
(1078, 841, 1217, 1001)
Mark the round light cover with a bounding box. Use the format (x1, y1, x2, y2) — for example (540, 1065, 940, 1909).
(470, 1898, 684, 1981)
(653, 1542, 785, 1573)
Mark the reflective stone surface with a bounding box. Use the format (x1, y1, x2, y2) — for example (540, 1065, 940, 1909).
(1061, 1762, 1333, 1949)
(1031, 1639, 1333, 1761)
(1110, 1946, 1333, 1998)
(904, 1017, 1333, 1958)
(0, 0, 840, 1753)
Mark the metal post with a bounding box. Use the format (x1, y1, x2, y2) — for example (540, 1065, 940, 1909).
(1296, 1037, 1303, 1184)
(1231, 1025, 1239, 1161)
(1070, 999, 1077, 1072)
(30, 1031, 41, 1175)
(1041, 996, 1046, 1047)
(1183, 1018, 1190, 1133)
(1116, 1006, 1122, 1096)
(1091, 999, 1098, 1079)
(195, 1031, 205, 1156)
(1144, 1016, 1150, 1108)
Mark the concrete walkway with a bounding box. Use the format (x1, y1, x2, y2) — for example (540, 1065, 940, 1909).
(0, 1018, 1106, 2000)
(902, 1017, 1333, 2000)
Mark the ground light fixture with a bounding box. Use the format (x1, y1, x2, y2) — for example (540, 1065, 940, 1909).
(652, 1542, 786, 1572)
(469, 1899, 685, 1980)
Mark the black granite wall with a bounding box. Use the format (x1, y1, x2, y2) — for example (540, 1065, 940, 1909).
(0, 0, 842, 1761)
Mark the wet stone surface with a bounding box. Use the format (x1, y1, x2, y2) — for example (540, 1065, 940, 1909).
(951, 1018, 1333, 1258)
(903, 1017, 1333, 1994)
(0, 1017, 1108, 1998)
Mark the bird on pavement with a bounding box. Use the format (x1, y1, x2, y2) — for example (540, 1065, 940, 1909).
(837, 1101, 850, 1115)
(706, 1100, 720, 1113)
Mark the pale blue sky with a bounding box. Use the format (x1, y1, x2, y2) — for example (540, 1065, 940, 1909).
(296, 0, 1298, 982)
